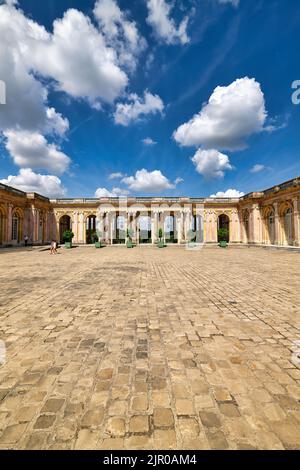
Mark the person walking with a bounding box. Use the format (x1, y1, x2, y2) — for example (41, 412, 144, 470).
(24, 235, 29, 247)
(50, 240, 58, 254)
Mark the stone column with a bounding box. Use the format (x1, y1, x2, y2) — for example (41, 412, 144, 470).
(78, 212, 85, 244)
(251, 204, 262, 244)
(7, 204, 12, 242)
(151, 211, 156, 245)
(73, 212, 79, 244)
(110, 212, 114, 245)
(293, 197, 300, 246)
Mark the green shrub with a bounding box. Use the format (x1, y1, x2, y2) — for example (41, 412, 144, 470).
(63, 230, 74, 243)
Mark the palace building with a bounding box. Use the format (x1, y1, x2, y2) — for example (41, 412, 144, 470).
(0, 176, 300, 248)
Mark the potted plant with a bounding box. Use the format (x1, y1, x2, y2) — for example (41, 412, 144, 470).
(126, 228, 134, 248)
(157, 228, 165, 248)
(92, 230, 102, 248)
(63, 229, 74, 249)
(218, 228, 229, 248)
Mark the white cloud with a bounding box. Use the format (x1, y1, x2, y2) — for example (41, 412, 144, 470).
(4, 130, 71, 174)
(31, 8, 128, 108)
(142, 137, 157, 145)
(93, 0, 146, 72)
(191, 149, 232, 179)
(95, 186, 129, 197)
(218, 0, 240, 7)
(114, 91, 164, 126)
(146, 0, 190, 45)
(174, 77, 267, 151)
(250, 164, 265, 173)
(108, 172, 126, 180)
(0, 169, 66, 198)
(122, 169, 175, 192)
(210, 189, 244, 198)
(0, 3, 69, 135)
(0, 1, 147, 178)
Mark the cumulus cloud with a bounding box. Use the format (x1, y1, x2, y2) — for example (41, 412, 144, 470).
(142, 137, 157, 145)
(114, 91, 164, 126)
(93, 0, 146, 72)
(146, 0, 190, 45)
(191, 149, 232, 179)
(31, 8, 129, 108)
(95, 186, 130, 197)
(0, 3, 69, 135)
(174, 77, 267, 151)
(0, 169, 66, 198)
(250, 164, 265, 173)
(4, 130, 71, 174)
(210, 189, 244, 198)
(122, 169, 175, 192)
(0, 0, 148, 183)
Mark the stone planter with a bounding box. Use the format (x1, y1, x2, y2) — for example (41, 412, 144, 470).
(219, 241, 227, 248)
(95, 242, 102, 249)
(65, 242, 72, 249)
(126, 240, 134, 248)
(158, 241, 165, 248)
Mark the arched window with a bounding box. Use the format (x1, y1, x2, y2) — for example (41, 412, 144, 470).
(12, 213, 21, 242)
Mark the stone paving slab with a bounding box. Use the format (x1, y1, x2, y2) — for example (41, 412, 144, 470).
(0, 246, 299, 450)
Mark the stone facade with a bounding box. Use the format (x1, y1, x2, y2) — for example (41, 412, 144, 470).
(0, 184, 55, 247)
(1, 176, 300, 247)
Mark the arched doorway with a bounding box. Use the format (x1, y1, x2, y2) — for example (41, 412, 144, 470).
(283, 207, 293, 246)
(12, 211, 22, 243)
(218, 214, 230, 242)
(59, 215, 71, 244)
(165, 214, 177, 243)
(139, 215, 151, 244)
(86, 215, 97, 244)
(0, 207, 6, 245)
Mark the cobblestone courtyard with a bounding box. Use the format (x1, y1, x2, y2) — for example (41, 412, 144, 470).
(0, 246, 299, 450)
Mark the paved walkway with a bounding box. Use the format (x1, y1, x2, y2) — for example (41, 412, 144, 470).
(0, 246, 299, 450)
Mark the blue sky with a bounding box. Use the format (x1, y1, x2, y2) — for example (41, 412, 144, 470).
(0, 0, 300, 198)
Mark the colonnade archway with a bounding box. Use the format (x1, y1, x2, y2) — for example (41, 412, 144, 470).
(139, 215, 152, 244)
(191, 215, 204, 243)
(86, 215, 97, 244)
(164, 213, 177, 243)
(59, 215, 71, 244)
(217, 214, 230, 242)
